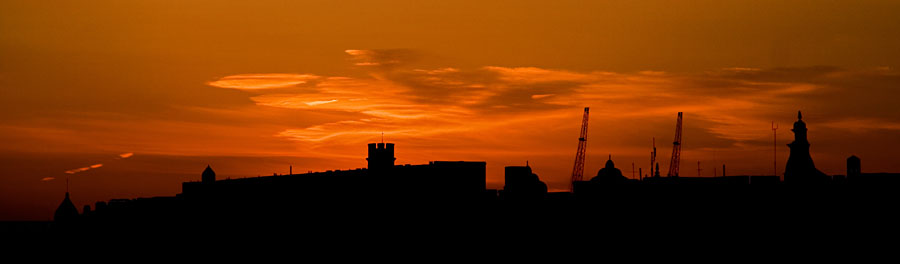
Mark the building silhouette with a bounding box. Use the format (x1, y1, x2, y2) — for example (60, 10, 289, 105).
(784, 111, 830, 184)
(590, 155, 628, 184)
(53, 192, 79, 224)
(37, 110, 900, 233)
(501, 163, 547, 201)
(201, 165, 215, 184)
(367, 143, 396, 173)
(844, 155, 900, 184)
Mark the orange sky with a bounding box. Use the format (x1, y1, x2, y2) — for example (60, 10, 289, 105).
(2, 0, 900, 220)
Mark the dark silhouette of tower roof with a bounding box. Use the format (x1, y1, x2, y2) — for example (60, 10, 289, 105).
(784, 111, 829, 183)
(54, 192, 79, 223)
(202, 165, 216, 183)
(591, 155, 627, 183)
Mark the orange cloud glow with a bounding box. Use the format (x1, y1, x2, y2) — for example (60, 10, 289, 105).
(207, 74, 320, 90)
(196, 51, 900, 190)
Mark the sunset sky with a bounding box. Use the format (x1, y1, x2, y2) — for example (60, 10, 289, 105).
(3, 0, 900, 220)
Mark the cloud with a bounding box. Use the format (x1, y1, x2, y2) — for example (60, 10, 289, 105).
(41, 177, 55, 182)
(65, 163, 103, 174)
(345, 49, 417, 68)
(119, 152, 134, 158)
(65, 167, 90, 174)
(206, 51, 900, 154)
(207, 74, 320, 90)
(196, 49, 900, 180)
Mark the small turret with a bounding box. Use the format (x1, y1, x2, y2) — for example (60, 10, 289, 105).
(202, 165, 216, 184)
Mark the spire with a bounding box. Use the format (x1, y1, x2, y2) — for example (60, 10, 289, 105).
(54, 189, 79, 223)
(798, 111, 803, 120)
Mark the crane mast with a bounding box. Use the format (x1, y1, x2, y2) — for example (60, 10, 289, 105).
(667, 112, 683, 177)
(570, 107, 589, 190)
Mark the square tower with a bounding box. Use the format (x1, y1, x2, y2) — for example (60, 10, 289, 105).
(367, 143, 396, 172)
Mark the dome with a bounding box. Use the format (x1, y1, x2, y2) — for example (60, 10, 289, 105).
(605, 157, 615, 169)
(591, 156, 627, 183)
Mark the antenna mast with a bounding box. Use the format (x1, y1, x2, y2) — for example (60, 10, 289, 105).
(772, 121, 779, 177)
(570, 107, 590, 191)
(650, 137, 656, 178)
(667, 112, 683, 177)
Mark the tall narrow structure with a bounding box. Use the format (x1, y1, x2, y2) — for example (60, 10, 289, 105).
(784, 111, 829, 183)
(667, 112, 683, 177)
(570, 107, 589, 190)
(772, 122, 779, 177)
(650, 137, 657, 179)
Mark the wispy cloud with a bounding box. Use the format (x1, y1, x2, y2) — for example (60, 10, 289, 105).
(62, 152, 133, 176)
(207, 73, 320, 90)
(210, 55, 867, 150)
(195, 50, 900, 179)
(65, 163, 103, 174)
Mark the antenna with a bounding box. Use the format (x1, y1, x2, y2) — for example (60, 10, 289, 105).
(697, 161, 702, 177)
(632, 162, 635, 180)
(650, 137, 656, 179)
(767, 121, 779, 184)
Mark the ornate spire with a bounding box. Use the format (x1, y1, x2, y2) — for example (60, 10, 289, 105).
(798, 111, 802, 120)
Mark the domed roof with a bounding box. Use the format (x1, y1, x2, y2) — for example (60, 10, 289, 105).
(54, 192, 79, 223)
(604, 155, 615, 169)
(591, 155, 627, 183)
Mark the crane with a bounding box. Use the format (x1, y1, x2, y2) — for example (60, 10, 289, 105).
(570, 107, 589, 191)
(667, 112, 683, 177)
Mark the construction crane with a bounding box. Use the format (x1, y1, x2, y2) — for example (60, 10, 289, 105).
(570, 107, 589, 191)
(667, 112, 683, 177)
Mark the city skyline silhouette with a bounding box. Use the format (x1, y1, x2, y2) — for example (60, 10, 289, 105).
(28, 109, 899, 233)
(3, 1, 900, 233)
